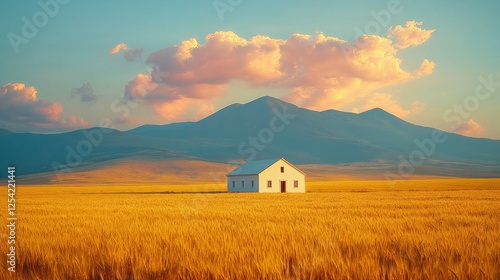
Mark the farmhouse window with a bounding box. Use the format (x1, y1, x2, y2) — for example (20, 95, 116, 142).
(267, 180, 272, 188)
(251, 180, 254, 187)
(294, 180, 298, 188)
(280, 166, 284, 173)
(232, 181, 235, 188)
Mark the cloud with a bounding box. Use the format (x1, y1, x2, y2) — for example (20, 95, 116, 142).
(388, 21, 435, 49)
(123, 48, 144, 62)
(279, 33, 417, 110)
(151, 98, 215, 122)
(108, 43, 128, 54)
(123, 73, 217, 122)
(124, 24, 435, 120)
(453, 119, 485, 137)
(410, 101, 426, 114)
(416, 59, 435, 76)
(72, 82, 97, 104)
(353, 93, 425, 118)
(0, 83, 89, 132)
(112, 115, 134, 125)
(109, 43, 144, 62)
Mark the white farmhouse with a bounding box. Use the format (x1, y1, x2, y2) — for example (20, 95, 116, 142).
(227, 158, 305, 193)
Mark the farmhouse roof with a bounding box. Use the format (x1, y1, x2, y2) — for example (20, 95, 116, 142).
(227, 158, 305, 176)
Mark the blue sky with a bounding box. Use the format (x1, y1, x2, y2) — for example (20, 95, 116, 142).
(1, 0, 499, 138)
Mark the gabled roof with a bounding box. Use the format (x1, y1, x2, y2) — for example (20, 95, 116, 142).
(227, 158, 305, 176)
(227, 158, 279, 176)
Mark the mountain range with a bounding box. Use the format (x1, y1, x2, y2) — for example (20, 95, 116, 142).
(1, 96, 499, 180)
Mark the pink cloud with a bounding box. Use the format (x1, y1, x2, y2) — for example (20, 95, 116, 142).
(151, 98, 215, 122)
(59, 115, 91, 129)
(388, 21, 435, 49)
(453, 119, 485, 137)
(280, 34, 416, 110)
(109, 43, 144, 62)
(123, 74, 217, 122)
(125, 24, 435, 120)
(0, 83, 89, 132)
(108, 43, 128, 54)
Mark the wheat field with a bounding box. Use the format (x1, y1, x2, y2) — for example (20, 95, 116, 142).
(1, 179, 499, 279)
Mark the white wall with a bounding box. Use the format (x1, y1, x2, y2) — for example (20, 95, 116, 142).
(258, 159, 305, 193)
(227, 175, 259, 192)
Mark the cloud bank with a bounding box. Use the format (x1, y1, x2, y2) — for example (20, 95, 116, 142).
(0, 83, 89, 131)
(123, 21, 435, 121)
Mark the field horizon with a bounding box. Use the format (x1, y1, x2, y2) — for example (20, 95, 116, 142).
(18, 157, 496, 187)
(2, 178, 499, 279)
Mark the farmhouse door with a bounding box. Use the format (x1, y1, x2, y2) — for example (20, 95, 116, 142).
(280, 181, 286, 193)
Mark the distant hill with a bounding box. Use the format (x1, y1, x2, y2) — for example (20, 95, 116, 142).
(19, 158, 230, 185)
(129, 96, 500, 166)
(0, 128, 193, 176)
(20, 157, 497, 185)
(0, 128, 12, 135)
(1, 96, 500, 179)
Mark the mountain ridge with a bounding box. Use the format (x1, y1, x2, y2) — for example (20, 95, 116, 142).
(1, 96, 499, 179)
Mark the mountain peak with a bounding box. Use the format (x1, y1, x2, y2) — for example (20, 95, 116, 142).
(360, 107, 396, 118)
(362, 107, 387, 114)
(253, 95, 281, 102)
(248, 95, 290, 106)
(358, 108, 409, 128)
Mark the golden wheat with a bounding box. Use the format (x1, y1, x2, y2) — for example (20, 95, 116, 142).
(1, 179, 499, 279)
